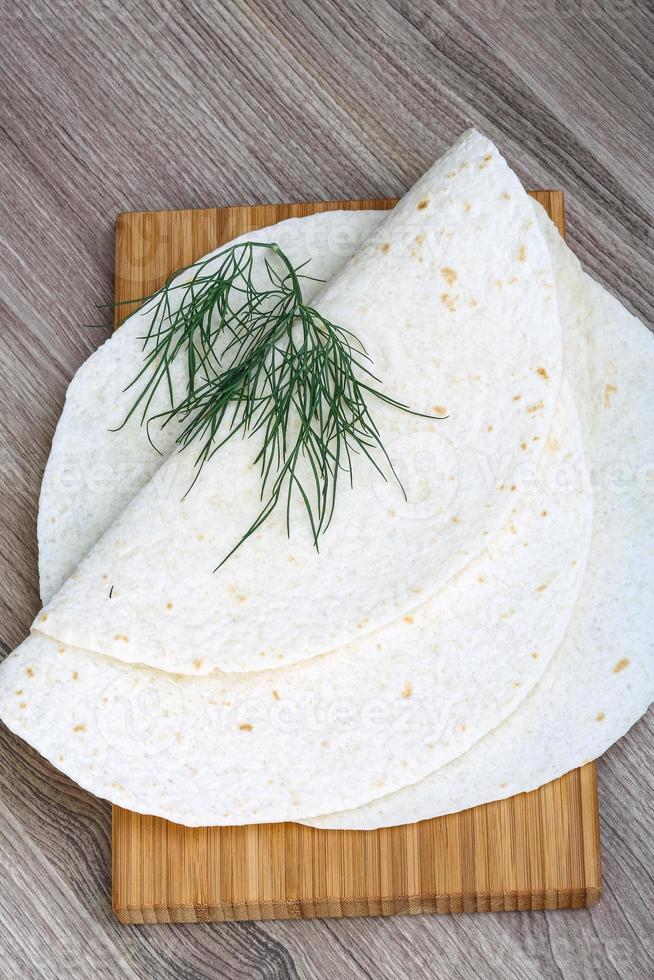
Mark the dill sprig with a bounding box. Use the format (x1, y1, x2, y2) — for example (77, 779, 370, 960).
(117, 241, 435, 567)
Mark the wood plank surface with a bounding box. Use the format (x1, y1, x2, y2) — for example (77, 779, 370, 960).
(0, 1, 652, 976)
(112, 190, 600, 924)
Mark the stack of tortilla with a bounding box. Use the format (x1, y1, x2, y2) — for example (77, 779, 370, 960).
(0, 130, 651, 828)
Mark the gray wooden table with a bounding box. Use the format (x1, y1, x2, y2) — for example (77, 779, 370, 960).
(0, 1, 652, 977)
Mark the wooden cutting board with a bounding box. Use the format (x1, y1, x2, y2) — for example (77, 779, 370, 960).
(112, 192, 601, 924)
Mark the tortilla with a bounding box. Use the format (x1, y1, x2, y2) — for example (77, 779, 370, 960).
(0, 202, 593, 826)
(304, 208, 654, 828)
(34, 130, 564, 675)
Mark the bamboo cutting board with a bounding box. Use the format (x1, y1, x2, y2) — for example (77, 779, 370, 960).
(112, 192, 602, 923)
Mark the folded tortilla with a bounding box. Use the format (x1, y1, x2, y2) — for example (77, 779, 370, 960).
(33, 130, 564, 676)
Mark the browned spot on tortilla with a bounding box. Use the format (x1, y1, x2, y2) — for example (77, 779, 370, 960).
(114, 634, 129, 642)
(477, 575, 486, 583)
(236, 594, 247, 603)
(537, 367, 549, 380)
(58, 647, 65, 654)
(440, 266, 458, 286)
(72, 671, 78, 681)
(432, 404, 447, 416)
(376, 642, 382, 651)
(517, 245, 527, 261)
(39, 614, 48, 623)
(415, 233, 425, 246)
(403, 615, 414, 625)
(501, 191, 511, 200)
(15, 689, 23, 696)
(478, 154, 493, 170)
(513, 681, 521, 688)
(613, 658, 630, 673)
(541, 510, 548, 517)
(510, 484, 517, 492)
(536, 583, 549, 592)
(604, 383, 617, 407)
(272, 690, 280, 701)
(596, 711, 605, 721)
(469, 298, 478, 308)
(547, 436, 560, 453)
(401, 682, 413, 699)
(487, 424, 493, 432)
(25, 667, 35, 678)
(166, 602, 173, 609)
(19, 702, 27, 710)
(239, 723, 253, 732)
(441, 293, 457, 312)
(193, 658, 203, 671)
(494, 279, 503, 288)
(381, 242, 390, 253)
(73, 724, 86, 733)
(451, 515, 461, 524)
(527, 400, 544, 413)
(417, 198, 429, 210)
(531, 652, 539, 660)
(463, 201, 471, 212)
(196, 533, 205, 541)
(513, 394, 522, 401)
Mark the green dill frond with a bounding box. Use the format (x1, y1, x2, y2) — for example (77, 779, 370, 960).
(116, 240, 437, 567)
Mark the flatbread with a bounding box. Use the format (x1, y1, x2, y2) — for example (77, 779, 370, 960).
(0, 198, 594, 826)
(34, 130, 564, 675)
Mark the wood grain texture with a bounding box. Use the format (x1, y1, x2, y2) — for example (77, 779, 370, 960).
(0, 0, 652, 976)
(112, 191, 600, 924)
(114, 768, 601, 922)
